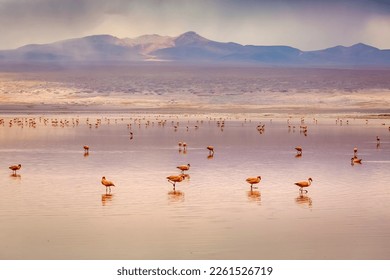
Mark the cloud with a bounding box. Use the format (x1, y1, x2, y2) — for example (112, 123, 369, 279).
(0, 0, 102, 47)
(0, 0, 389, 50)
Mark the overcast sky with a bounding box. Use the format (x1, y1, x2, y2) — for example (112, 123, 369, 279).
(0, 0, 389, 50)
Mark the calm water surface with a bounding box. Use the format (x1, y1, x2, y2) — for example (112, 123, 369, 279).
(0, 114, 389, 259)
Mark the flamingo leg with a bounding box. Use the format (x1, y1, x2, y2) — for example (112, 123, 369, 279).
(171, 181, 176, 190)
(168, 180, 176, 189)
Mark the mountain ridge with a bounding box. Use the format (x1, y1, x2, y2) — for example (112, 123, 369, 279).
(1, 32, 389, 66)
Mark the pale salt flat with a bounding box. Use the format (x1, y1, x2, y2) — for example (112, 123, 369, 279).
(1, 65, 390, 114)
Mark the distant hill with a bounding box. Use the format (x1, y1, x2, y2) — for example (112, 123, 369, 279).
(0, 31, 389, 66)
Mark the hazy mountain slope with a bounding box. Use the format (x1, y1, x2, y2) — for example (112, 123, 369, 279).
(0, 35, 142, 62)
(0, 32, 389, 66)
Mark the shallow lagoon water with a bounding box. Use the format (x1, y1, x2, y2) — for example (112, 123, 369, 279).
(0, 114, 389, 259)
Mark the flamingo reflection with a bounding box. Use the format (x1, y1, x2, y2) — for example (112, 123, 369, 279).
(168, 190, 185, 202)
(295, 194, 313, 208)
(247, 189, 261, 203)
(10, 174, 21, 180)
(101, 194, 113, 206)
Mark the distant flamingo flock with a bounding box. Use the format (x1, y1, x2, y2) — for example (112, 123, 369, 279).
(3, 114, 387, 198)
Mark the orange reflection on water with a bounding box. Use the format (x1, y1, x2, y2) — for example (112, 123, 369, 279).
(168, 190, 184, 203)
(9, 174, 21, 180)
(295, 194, 313, 208)
(101, 194, 114, 206)
(247, 190, 261, 203)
